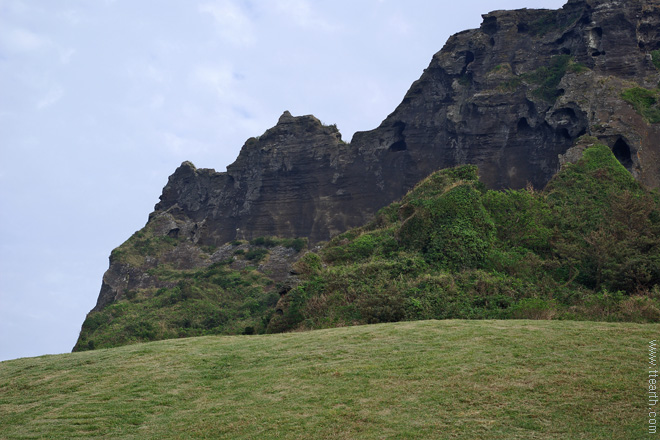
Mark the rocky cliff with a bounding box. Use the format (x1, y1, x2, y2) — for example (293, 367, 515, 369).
(84, 0, 660, 317)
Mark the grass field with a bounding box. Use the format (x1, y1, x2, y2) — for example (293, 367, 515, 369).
(1, 320, 658, 439)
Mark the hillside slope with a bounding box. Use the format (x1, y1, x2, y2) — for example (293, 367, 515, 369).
(268, 143, 660, 333)
(75, 143, 660, 351)
(3, 320, 658, 439)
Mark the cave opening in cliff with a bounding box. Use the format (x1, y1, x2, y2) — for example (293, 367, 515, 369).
(390, 140, 408, 152)
(517, 118, 531, 132)
(612, 138, 633, 170)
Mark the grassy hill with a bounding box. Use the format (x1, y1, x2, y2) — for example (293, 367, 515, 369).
(2, 320, 657, 439)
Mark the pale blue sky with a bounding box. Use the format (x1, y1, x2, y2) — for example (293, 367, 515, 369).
(0, 0, 566, 361)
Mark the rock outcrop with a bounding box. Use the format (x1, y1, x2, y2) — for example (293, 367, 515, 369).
(86, 0, 660, 314)
(153, 112, 375, 246)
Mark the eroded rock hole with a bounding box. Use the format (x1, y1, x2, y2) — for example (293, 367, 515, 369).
(393, 120, 406, 133)
(556, 107, 576, 119)
(612, 138, 633, 170)
(517, 118, 531, 132)
(465, 51, 475, 64)
(390, 121, 407, 151)
(517, 23, 529, 33)
(390, 140, 408, 152)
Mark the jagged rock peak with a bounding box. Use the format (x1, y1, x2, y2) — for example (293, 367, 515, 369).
(170, 160, 200, 177)
(180, 160, 196, 170)
(278, 110, 295, 124)
(253, 111, 341, 145)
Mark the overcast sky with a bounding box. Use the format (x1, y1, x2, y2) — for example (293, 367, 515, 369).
(0, 0, 567, 362)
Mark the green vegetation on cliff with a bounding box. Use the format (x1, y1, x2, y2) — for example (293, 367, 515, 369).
(652, 50, 660, 70)
(501, 55, 588, 103)
(622, 86, 660, 124)
(74, 261, 278, 351)
(77, 144, 660, 349)
(268, 145, 660, 333)
(2, 320, 655, 439)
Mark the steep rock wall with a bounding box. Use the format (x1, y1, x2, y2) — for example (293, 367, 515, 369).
(89, 0, 660, 312)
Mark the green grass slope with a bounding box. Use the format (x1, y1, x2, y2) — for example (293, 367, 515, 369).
(1, 320, 657, 439)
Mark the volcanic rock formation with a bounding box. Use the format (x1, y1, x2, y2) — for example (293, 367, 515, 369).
(88, 0, 660, 312)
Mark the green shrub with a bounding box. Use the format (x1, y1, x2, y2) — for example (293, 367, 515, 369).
(355, 289, 406, 324)
(413, 184, 495, 269)
(294, 252, 323, 274)
(499, 56, 584, 103)
(124, 321, 157, 340)
(81, 312, 109, 332)
(509, 298, 558, 320)
(249, 236, 307, 252)
(621, 87, 660, 123)
(567, 61, 589, 74)
(500, 76, 522, 92)
(245, 248, 269, 262)
(528, 10, 557, 37)
(250, 237, 278, 247)
(280, 238, 307, 252)
(527, 55, 571, 102)
(323, 233, 380, 263)
(483, 189, 553, 253)
(617, 295, 660, 322)
(652, 50, 660, 70)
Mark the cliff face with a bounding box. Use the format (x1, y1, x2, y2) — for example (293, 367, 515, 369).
(352, 0, 660, 191)
(153, 112, 375, 246)
(87, 0, 660, 313)
(154, 0, 660, 245)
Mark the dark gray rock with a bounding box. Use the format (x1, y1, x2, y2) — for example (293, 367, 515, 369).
(153, 0, 660, 249)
